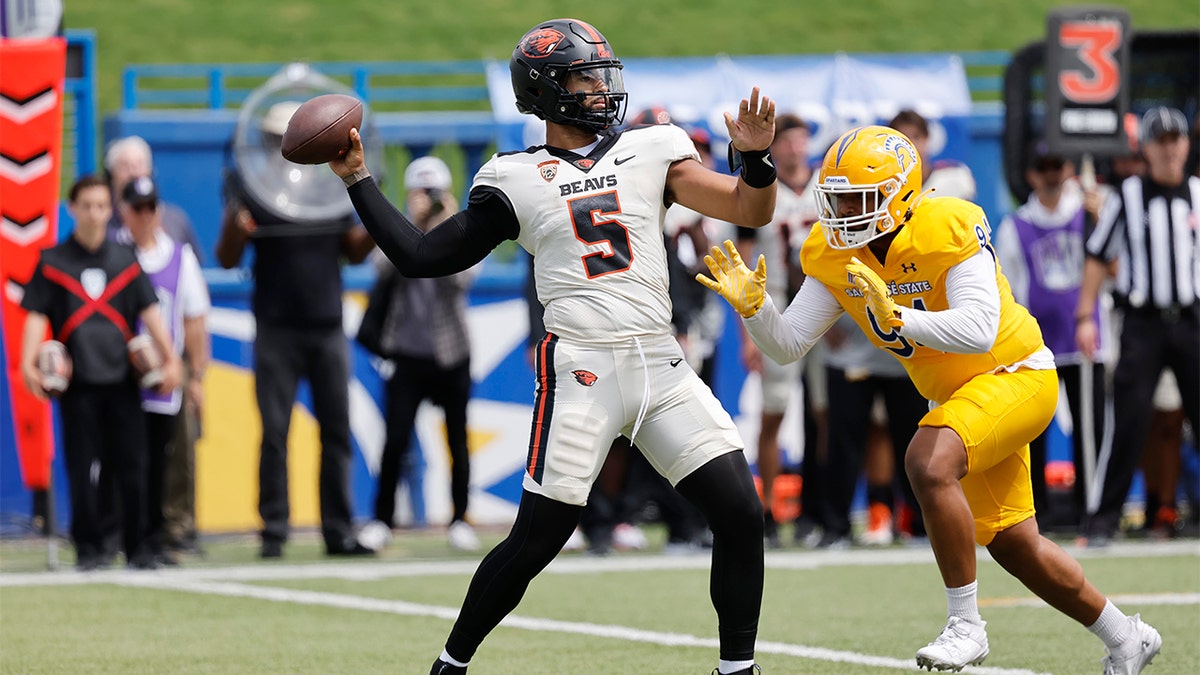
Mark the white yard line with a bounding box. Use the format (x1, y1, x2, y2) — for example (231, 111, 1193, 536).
(113, 575, 1050, 675)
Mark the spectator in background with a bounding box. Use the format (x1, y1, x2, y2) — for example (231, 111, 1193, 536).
(20, 174, 181, 570)
(103, 134, 208, 557)
(889, 109, 977, 200)
(736, 113, 823, 548)
(820, 313, 927, 548)
(995, 142, 1104, 534)
(104, 135, 204, 263)
(358, 156, 481, 553)
(1077, 106, 1200, 548)
(117, 176, 211, 565)
(215, 102, 377, 559)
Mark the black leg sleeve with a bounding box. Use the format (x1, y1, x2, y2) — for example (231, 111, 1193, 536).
(675, 451, 764, 662)
(443, 490, 582, 662)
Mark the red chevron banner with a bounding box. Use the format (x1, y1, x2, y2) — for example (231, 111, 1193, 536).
(0, 37, 65, 491)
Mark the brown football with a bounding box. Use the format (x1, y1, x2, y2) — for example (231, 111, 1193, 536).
(127, 335, 165, 389)
(280, 94, 363, 165)
(36, 340, 72, 397)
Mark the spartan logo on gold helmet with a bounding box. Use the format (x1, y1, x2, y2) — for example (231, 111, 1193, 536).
(815, 126, 923, 249)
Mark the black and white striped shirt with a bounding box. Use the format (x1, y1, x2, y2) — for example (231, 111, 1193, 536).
(1087, 174, 1200, 310)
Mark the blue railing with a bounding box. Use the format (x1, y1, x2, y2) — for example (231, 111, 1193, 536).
(64, 29, 99, 177)
(122, 60, 492, 111)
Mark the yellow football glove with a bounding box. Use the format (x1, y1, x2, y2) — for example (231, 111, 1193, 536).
(846, 256, 904, 328)
(696, 239, 767, 318)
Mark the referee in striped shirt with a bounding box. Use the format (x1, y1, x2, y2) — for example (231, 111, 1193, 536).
(1075, 106, 1200, 546)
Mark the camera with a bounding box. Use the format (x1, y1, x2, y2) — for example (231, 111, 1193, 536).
(426, 188, 444, 213)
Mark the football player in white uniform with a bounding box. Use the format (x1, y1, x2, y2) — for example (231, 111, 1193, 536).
(330, 18, 776, 675)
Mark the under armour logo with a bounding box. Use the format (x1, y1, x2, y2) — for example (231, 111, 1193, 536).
(901, 262, 917, 273)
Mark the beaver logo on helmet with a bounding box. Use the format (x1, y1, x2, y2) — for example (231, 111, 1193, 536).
(520, 28, 566, 58)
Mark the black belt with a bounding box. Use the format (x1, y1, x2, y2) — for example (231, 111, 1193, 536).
(1126, 303, 1196, 323)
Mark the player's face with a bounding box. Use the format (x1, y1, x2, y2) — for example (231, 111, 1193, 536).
(68, 185, 112, 235)
(835, 190, 878, 219)
(565, 67, 617, 111)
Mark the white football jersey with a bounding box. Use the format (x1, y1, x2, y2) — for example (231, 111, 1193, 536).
(474, 124, 699, 343)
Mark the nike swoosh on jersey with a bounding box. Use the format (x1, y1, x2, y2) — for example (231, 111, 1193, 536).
(614, 155, 636, 165)
(669, 358, 683, 367)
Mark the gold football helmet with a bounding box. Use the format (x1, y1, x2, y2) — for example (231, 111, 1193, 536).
(814, 125, 922, 249)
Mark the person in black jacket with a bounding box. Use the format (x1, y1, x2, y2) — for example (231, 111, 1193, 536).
(215, 105, 376, 559)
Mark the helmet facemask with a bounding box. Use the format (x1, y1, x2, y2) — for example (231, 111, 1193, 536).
(553, 62, 627, 133)
(816, 177, 907, 249)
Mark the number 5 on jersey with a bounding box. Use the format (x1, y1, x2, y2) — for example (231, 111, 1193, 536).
(569, 191, 632, 278)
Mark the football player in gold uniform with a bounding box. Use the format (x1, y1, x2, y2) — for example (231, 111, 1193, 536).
(699, 126, 1161, 674)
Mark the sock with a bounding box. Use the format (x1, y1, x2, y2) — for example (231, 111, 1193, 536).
(1087, 600, 1132, 649)
(867, 485, 892, 508)
(439, 649, 469, 668)
(945, 580, 982, 625)
(718, 659, 755, 674)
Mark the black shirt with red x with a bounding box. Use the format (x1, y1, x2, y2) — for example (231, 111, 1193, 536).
(22, 237, 157, 385)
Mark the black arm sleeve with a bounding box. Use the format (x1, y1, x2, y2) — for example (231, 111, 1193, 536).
(347, 178, 520, 278)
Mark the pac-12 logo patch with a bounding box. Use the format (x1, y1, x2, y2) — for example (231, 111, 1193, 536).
(571, 369, 598, 387)
(538, 160, 559, 182)
(520, 28, 566, 58)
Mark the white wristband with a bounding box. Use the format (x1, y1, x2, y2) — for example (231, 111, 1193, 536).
(342, 168, 371, 188)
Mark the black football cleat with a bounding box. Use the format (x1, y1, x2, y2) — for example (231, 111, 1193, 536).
(430, 658, 467, 674)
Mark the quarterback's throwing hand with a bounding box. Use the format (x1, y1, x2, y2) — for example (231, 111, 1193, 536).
(723, 86, 775, 152)
(696, 240, 767, 318)
(847, 256, 904, 328)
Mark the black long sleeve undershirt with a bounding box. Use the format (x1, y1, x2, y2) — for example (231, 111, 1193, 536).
(347, 177, 520, 277)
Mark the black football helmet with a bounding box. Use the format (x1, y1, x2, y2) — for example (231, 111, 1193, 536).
(509, 18, 627, 133)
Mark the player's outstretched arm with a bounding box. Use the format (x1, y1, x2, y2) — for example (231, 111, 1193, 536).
(697, 239, 844, 365)
(332, 129, 517, 277)
(668, 88, 776, 227)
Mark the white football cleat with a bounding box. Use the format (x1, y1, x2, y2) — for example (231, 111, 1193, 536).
(356, 520, 392, 552)
(1102, 614, 1162, 675)
(916, 616, 989, 672)
(612, 523, 648, 551)
(448, 520, 481, 551)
